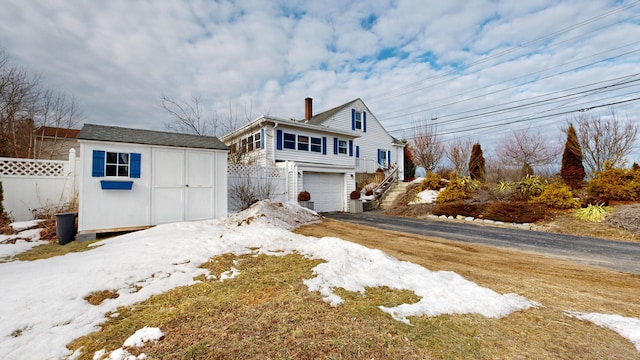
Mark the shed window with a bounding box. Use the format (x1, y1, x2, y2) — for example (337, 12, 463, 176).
(106, 152, 129, 177)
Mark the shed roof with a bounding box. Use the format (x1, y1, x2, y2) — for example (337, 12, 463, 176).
(77, 124, 228, 150)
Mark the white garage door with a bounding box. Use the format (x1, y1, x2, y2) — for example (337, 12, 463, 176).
(304, 172, 344, 212)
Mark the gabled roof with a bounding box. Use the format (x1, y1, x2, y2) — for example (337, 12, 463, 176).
(34, 126, 80, 139)
(305, 98, 405, 146)
(304, 99, 359, 126)
(78, 124, 228, 150)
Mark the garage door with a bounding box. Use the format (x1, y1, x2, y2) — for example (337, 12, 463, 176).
(304, 172, 344, 212)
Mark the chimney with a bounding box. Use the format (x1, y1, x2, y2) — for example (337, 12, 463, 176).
(305, 97, 313, 121)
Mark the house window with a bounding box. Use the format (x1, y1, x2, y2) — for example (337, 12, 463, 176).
(254, 132, 261, 150)
(106, 152, 129, 177)
(298, 135, 309, 151)
(246, 135, 254, 152)
(310, 137, 322, 152)
(338, 140, 348, 155)
(283, 133, 296, 149)
(354, 111, 362, 130)
(378, 149, 388, 167)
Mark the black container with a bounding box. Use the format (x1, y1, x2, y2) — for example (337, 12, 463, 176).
(55, 212, 77, 245)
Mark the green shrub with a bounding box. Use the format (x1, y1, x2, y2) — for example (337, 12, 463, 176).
(574, 204, 613, 222)
(420, 172, 447, 191)
(484, 201, 547, 223)
(587, 166, 640, 201)
(436, 178, 468, 203)
(514, 175, 548, 200)
(530, 182, 579, 209)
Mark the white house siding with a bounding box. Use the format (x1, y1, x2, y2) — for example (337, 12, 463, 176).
(311, 99, 404, 179)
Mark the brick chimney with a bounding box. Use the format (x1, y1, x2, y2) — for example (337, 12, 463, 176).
(305, 97, 313, 121)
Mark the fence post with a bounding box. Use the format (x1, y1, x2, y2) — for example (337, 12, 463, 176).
(68, 148, 76, 204)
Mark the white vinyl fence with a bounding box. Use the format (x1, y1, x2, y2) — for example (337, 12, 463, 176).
(227, 164, 287, 212)
(0, 149, 79, 221)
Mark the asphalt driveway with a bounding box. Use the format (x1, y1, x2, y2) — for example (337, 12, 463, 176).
(324, 211, 640, 274)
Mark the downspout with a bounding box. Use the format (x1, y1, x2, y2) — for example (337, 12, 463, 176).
(272, 122, 278, 166)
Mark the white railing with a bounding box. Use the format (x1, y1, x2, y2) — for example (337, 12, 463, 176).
(373, 167, 399, 206)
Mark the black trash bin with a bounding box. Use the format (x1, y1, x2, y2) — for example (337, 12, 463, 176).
(56, 212, 77, 245)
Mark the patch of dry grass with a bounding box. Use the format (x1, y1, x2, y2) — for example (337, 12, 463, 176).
(68, 253, 438, 359)
(296, 219, 640, 359)
(84, 290, 120, 306)
(10, 240, 101, 261)
(532, 210, 639, 242)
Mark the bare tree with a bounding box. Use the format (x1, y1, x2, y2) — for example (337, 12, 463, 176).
(497, 128, 559, 174)
(410, 121, 444, 171)
(445, 138, 472, 177)
(1, 49, 83, 158)
(572, 110, 638, 174)
(161, 94, 252, 137)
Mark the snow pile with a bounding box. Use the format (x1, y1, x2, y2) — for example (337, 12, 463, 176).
(1, 220, 47, 260)
(221, 200, 321, 230)
(565, 312, 640, 351)
(409, 189, 440, 204)
(89, 327, 164, 360)
(0, 200, 637, 358)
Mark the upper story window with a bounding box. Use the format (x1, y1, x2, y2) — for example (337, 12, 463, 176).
(253, 132, 261, 150)
(298, 135, 309, 151)
(354, 111, 362, 130)
(283, 132, 296, 149)
(106, 152, 129, 177)
(246, 135, 254, 152)
(338, 140, 348, 155)
(310, 137, 322, 153)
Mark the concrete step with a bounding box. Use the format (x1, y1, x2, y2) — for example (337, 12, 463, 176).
(379, 182, 411, 209)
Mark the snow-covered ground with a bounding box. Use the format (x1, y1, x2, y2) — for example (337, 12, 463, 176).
(0, 201, 638, 359)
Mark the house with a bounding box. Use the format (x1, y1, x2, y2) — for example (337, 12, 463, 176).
(221, 98, 405, 213)
(304, 98, 405, 179)
(33, 126, 81, 160)
(77, 124, 228, 237)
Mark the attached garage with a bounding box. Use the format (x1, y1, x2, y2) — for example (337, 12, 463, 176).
(302, 172, 345, 213)
(77, 124, 228, 237)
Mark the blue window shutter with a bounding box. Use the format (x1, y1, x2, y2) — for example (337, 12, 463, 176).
(276, 129, 283, 150)
(377, 149, 381, 165)
(333, 137, 338, 155)
(349, 140, 353, 157)
(356, 145, 360, 158)
(322, 137, 327, 155)
(363, 112, 367, 132)
(351, 109, 355, 130)
(388, 150, 391, 167)
(260, 129, 265, 149)
(130, 153, 141, 178)
(92, 150, 105, 177)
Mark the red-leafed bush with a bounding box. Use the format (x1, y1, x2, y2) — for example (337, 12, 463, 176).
(483, 201, 547, 223)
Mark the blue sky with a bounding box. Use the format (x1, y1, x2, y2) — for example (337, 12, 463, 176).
(1, 0, 639, 162)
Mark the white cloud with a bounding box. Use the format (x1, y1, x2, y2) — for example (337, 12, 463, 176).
(0, 0, 638, 159)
